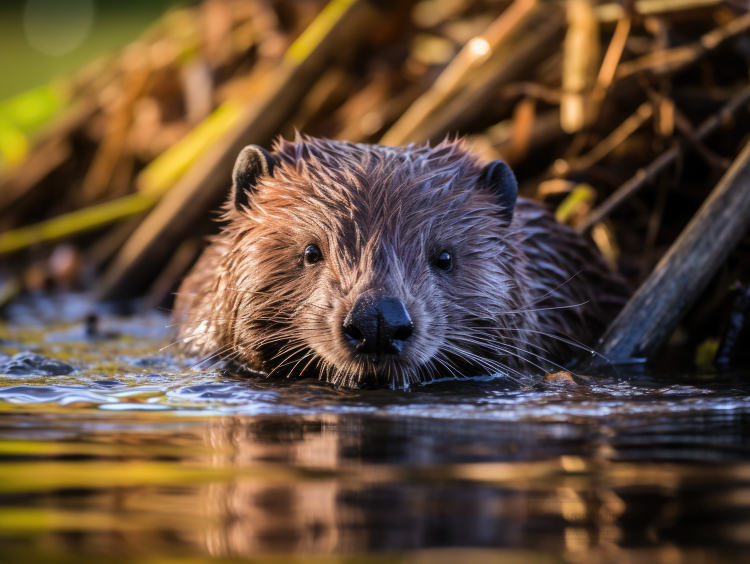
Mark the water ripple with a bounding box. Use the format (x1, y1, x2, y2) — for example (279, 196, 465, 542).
(0, 311, 749, 424)
(0, 385, 116, 405)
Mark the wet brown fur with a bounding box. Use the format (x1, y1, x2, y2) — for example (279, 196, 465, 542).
(173, 136, 630, 388)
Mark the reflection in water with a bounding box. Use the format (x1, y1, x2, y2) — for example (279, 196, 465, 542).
(1, 309, 750, 561)
(196, 413, 750, 557)
(3, 407, 749, 562)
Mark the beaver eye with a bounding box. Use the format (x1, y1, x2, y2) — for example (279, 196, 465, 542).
(303, 243, 323, 265)
(435, 250, 452, 272)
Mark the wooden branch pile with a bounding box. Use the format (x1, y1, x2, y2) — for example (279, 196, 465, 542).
(1, 0, 750, 367)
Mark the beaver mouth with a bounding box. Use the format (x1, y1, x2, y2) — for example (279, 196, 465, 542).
(246, 340, 510, 388)
(333, 355, 418, 389)
(333, 352, 512, 388)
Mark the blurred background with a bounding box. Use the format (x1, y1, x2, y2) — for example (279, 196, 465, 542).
(0, 0, 178, 101)
(1, 0, 749, 365)
(3, 5, 750, 560)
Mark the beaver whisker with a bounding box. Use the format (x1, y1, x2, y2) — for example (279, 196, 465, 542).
(440, 346, 522, 384)
(448, 347, 525, 383)
(330, 360, 353, 387)
(186, 349, 232, 372)
(448, 328, 538, 350)
(447, 332, 517, 354)
(419, 359, 438, 384)
(159, 327, 226, 353)
(215, 348, 246, 370)
(467, 324, 594, 355)
(441, 343, 518, 379)
(494, 345, 557, 376)
(431, 353, 465, 380)
(454, 330, 561, 370)
(440, 336, 522, 376)
(505, 327, 595, 354)
(256, 326, 341, 344)
(265, 337, 338, 362)
(224, 286, 279, 296)
(316, 357, 332, 383)
(251, 326, 316, 341)
(252, 333, 306, 349)
(515, 270, 584, 311)
(296, 350, 325, 378)
(504, 301, 590, 315)
(490, 339, 572, 375)
(266, 347, 310, 378)
(264, 340, 310, 364)
(284, 350, 318, 379)
(167, 317, 239, 328)
(265, 337, 307, 356)
(184, 343, 237, 372)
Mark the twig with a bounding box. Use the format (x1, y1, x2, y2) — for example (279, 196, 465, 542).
(646, 88, 731, 169)
(590, 11, 632, 114)
(567, 101, 653, 173)
(615, 12, 750, 80)
(577, 84, 750, 233)
(596, 0, 723, 23)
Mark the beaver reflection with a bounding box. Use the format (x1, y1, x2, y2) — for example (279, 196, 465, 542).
(197, 415, 713, 557)
(201, 416, 528, 554)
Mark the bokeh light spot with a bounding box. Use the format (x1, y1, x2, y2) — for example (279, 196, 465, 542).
(23, 0, 95, 57)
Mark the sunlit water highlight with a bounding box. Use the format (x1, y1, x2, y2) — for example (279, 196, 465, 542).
(1, 295, 750, 563)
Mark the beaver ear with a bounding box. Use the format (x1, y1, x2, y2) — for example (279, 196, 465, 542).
(232, 145, 275, 211)
(477, 160, 518, 226)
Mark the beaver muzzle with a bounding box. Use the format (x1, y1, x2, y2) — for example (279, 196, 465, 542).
(343, 290, 414, 356)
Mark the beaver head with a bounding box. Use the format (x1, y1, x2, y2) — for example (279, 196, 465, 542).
(178, 135, 539, 388)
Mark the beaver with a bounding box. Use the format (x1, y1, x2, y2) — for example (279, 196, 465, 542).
(172, 135, 630, 388)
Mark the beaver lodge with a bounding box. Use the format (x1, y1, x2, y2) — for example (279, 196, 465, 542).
(1, 0, 750, 372)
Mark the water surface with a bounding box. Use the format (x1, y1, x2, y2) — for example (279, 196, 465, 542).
(1, 297, 750, 563)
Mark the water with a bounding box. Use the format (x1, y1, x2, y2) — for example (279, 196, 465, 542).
(2, 297, 750, 562)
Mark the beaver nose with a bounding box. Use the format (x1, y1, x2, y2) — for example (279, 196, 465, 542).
(343, 292, 414, 355)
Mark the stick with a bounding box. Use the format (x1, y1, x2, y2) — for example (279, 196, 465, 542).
(577, 84, 750, 233)
(595, 137, 750, 364)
